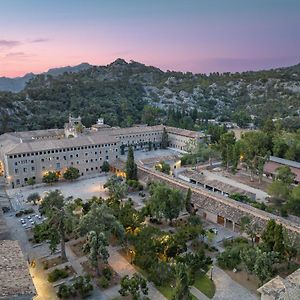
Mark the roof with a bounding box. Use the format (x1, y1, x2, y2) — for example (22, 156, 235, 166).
(270, 156, 300, 169)
(139, 155, 180, 167)
(180, 169, 256, 198)
(6, 132, 119, 155)
(264, 161, 300, 183)
(8, 129, 64, 139)
(0, 240, 36, 299)
(101, 125, 164, 136)
(165, 126, 205, 139)
(1, 124, 202, 156)
(258, 269, 300, 300)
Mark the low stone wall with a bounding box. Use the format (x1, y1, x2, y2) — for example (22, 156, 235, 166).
(138, 165, 300, 237)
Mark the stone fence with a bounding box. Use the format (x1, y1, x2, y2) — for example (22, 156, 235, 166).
(137, 165, 300, 237)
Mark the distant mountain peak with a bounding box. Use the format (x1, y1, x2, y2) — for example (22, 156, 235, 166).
(109, 58, 128, 67)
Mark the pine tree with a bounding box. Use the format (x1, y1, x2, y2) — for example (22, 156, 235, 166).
(161, 127, 169, 149)
(126, 146, 138, 180)
(185, 188, 192, 214)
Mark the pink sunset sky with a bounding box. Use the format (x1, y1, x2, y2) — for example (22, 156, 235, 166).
(1, 0, 300, 77)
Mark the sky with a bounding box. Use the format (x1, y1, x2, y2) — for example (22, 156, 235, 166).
(0, 0, 300, 77)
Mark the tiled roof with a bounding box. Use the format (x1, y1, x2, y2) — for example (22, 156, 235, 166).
(264, 161, 300, 182)
(270, 156, 300, 169)
(0, 240, 36, 299)
(165, 126, 204, 138)
(6, 133, 118, 155)
(257, 269, 300, 300)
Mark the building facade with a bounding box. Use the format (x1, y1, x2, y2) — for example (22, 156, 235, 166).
(0, 118, 206, 188)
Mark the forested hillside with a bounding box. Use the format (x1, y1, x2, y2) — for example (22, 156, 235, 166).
(0, 59, 299, 133)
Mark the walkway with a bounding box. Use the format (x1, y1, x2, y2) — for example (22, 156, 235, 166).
(190, 286, 209, 300)
(30, 261, 59, 300)
(108, 246, 167, 300)
(211, 266, 259, 300)
(202, 170, 268, 201)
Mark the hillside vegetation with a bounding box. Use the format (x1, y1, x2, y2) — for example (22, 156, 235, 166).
(0, 59, 300, 133)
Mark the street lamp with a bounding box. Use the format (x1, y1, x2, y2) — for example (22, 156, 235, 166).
(210, 266, 214, 280)
(129, 249, 134, 264)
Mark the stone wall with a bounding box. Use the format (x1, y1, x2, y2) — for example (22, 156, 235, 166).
(138, 166, 300, 237)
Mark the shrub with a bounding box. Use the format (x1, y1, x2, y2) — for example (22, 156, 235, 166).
(217, 246, 242, 270)
(57, 284, 75, 299)
(15, 208, 34, 217)
(73, 275, 93, 297)
(103, 267, 113, 281)
(99, 277, 109, 288)
(48, 268, 69, 282)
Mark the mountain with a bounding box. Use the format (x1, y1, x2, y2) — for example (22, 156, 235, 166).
(0, 59, 299, 133)
(0, 63, 93, 92)
(0, 73, 35, 93)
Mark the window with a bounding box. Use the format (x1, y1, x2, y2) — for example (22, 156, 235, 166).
(31, 166, 35, 171)
(14, 169, 18, 174)
(23, 167, 27, 173)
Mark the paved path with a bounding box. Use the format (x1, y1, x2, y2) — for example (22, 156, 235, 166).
(190, 286, 210, 300)
(211, 266, 259, 300)
(108, 246, 167, 300)
(202, 170, 268, 201)
(30, 261, 59, 300)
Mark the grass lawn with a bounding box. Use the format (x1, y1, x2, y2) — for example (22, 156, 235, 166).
(193, 273, 216, 299)
(156, 284, 197, 300)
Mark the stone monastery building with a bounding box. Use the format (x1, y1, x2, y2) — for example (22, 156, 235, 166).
(0, 116, 206, 188)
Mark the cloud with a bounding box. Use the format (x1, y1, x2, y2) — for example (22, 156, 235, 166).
(0, 52, 36, 62)
(30, 38, 50, 43)
(0, 40, 21, 49)
(5, 52, 27, 58)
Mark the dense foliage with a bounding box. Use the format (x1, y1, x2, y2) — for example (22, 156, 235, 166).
(1, 59, 299, 133)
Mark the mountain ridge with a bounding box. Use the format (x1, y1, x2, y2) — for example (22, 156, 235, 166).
(0, 58, 299, 133)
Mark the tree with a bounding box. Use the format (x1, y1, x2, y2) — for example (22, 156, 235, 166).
(161, 127, 169, 149)
(119, 273, 148, 300)
(254, 248, 278, 285)
(101, 161, 110, 173)
(172, 263, 192, 300)
(239, 216, 260, 246)
(27, 177, 36, 187)
(267, 180, 290, 206)
(79, 202, 125, 240)
(218, 132, 237, 171)
(104, 175, 128, 200)
(118, 200, 144, 232)
(283, 231, 299, 269)
(126, 146, 138, 181)
(83, 231, 109, 276)
(147, 182, 184, 223)
(261, 219, 285, 258)
(155, 161, 171, 175)
(240, 131, 270, 182)
(42, 171, 59, 184)
(185, 188, 192, 214)
(177, 249, 211, 277)
(240, 247, 257, 280)
(27, 192, 40, 205)
(276, 166, 296, 185)
(63, 167, 80, 181)
(37, 190, 73, 260)
(287, 185, 300, 216)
